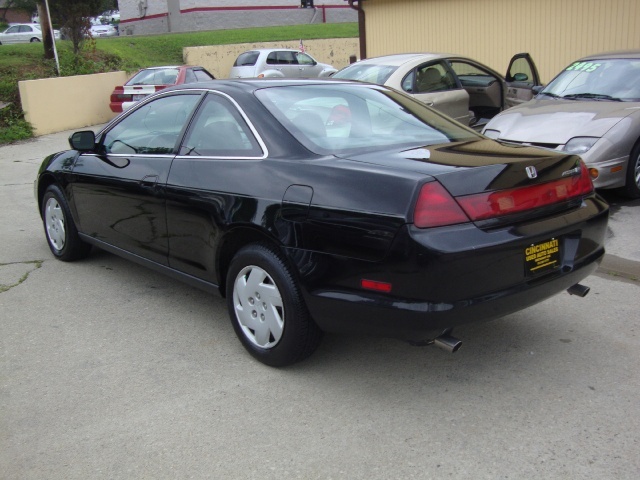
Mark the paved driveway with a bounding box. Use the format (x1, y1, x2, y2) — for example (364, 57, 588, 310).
(1, 129, 639, 479)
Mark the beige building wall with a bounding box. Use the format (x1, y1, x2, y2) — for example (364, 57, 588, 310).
(19, 72, 127, 136)
(364, 0, 640, 83)
(184, 38, 360, 79)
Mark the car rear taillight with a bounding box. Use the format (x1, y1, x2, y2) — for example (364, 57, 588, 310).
(414, 161, 594, 228)
(457, 161, 594, 221)
(110, 86, 132, 103)
(414, 182, 470, 228)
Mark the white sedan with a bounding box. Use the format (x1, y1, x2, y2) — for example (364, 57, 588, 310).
(0, 23, 60, 44)
(90, 24, 118, 37)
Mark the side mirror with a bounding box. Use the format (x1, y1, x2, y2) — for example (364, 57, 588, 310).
(69, 130, 96, 151)
(513, 72, 529, 82)
(532, 85, 544, 94)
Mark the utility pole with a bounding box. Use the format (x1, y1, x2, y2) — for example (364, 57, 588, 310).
(40, 0, 60, 75)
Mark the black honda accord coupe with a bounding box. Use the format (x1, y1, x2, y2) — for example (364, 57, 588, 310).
(35, 79, 609, 366)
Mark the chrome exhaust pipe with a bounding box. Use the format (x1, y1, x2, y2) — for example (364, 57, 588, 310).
(433, 333, 462, 353)
(567, 283, 590, 297)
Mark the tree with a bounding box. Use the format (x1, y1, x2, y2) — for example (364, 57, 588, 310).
(48, 0, 106, 54)
(1, 1, 18, 22)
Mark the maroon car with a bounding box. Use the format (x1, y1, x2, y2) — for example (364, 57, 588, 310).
(109, 65, 215, 113)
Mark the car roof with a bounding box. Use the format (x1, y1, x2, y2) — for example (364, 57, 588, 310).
(351, 53, 456, 66)
(162, 78, 360, 94)
(243, 48, 307, 54)
(140, 66, 188, 71)
(579, 49, 640, 61)
(6, 23, 41, 28)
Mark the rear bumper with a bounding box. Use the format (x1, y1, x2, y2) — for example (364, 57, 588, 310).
(299, 195, 609, 342)
(304, 250, 602, 341)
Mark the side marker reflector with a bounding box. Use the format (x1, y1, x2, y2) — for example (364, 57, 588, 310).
(361, 279, 392, 293)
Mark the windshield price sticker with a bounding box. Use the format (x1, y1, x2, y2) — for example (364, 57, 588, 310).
(525, 238, 561, 275)
(566, 62, 601, 73)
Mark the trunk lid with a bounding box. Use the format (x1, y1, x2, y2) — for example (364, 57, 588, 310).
(337, 138, 593, 227)
(337, 138, 584, 196)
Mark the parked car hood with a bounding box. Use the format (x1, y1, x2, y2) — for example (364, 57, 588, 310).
(338, 139, 581, 196)
(485, 98, 640, 143)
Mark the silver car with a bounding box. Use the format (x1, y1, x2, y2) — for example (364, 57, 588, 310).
(333, 53, 541, 127)
(89, 24, 118, 37)
(229, 48, 337, 79)
(0, 23, 60, 44)
(483, 50, 640, 197)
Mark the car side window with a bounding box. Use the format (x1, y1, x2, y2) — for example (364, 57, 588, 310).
(180, 93, 263, 157)
(449, 60, 498, 87)
(266, 52, 278, 65)
(507, 58, 534, 84)
(410, 62, 455, 93)
(277, 51, 296, 65)
(296, 53, 315, 66)
(102, 94, 201, 155)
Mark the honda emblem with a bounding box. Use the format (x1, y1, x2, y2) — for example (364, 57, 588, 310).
(526, 166, 538, 179)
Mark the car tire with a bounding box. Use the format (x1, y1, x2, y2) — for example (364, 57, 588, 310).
(623, 142, 640, 198)
(30, 37, 40, 43)
(42, 185, 91, 261)
(226, 243, 323, 367)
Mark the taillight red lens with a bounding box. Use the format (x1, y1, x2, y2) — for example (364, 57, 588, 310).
(457, 161, 594, 221)
(414, 182, 470, 228)
(413, 161, 593, 228)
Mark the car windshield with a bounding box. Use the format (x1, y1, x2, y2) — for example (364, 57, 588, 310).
(127, 68, 180, 86)
(255, 84, 479, 156)
(540, 58, 640, 101)
(332, 64, 398, 84)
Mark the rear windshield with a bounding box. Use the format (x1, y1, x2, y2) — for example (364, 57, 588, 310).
(234, 51, 260, 67)
(255, 84, 479, 156)
(194, 69, 215, 81)
(126, 68, 180, 86)
(333, 64, 398, 85)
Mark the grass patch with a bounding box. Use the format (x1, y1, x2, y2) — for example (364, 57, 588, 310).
(0, 23, 357, 145)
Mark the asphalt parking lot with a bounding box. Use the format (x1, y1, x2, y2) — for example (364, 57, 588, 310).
(1, 128, 639, 479)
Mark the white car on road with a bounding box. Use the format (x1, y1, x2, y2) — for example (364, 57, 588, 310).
(0, 23, 60, 44)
